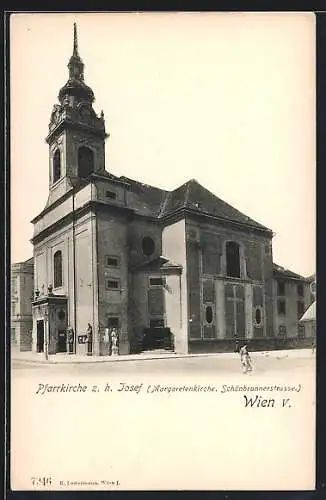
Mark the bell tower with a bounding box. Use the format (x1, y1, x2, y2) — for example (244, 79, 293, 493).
(45, 23, 108, 204)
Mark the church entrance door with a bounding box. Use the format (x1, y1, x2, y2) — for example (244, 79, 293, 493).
(57, 330, 67, 352)
(142, 327, 173, 351)
(36, 320, 44, 352)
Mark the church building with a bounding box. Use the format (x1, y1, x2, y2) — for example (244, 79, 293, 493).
(30, 25, 313, 356)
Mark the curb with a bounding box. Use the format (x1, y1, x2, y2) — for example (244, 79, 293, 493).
(11, 349, 313, 366)
(12, 352, 225, 365)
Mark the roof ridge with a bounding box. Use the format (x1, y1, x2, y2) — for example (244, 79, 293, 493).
(158, 189, 172, 217)
(120, 175, 168, 193)
(183, 179, 193, 208)
(273, 262, 306, 280)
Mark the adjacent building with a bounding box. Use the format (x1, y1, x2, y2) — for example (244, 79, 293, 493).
(298, 274, 316, 341)
(29, 25, 314, 357)
(273, 264, 313, 345)
(11, 258, 34, 351)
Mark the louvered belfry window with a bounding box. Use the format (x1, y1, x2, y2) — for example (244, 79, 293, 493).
(78, 146, 94, 178)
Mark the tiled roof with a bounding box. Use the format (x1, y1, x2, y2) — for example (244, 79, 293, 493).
(273, 263, 307, 281)
(121, 176, 271, 231)
(120, 176, 168, 217)
(159, 179, 271, 231)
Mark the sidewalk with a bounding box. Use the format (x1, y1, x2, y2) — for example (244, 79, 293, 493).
(11, 348, 313, 365)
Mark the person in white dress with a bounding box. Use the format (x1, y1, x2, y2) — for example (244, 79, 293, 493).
(239, 344, 252, 373)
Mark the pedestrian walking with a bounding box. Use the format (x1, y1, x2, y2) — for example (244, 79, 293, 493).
(67, 326, 75, 354)
(239, 343, 252, 373)
(86, 323, 93, 356)
(311, 340, 315, 355)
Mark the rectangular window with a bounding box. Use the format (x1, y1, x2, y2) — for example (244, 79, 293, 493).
(106, 190, 117, 200)
(11, 302, 16, 316)
(149, 277, 166, 286)
(11, 277, 17, 293)
(11, 328, 16, 344)
(297, 301, 305, 318)
(203, 279, 215, 303)
(279, 325, 287, 337)
(107, 317, 119, 328)
(106, 256, 119, 268)
(150, 319, 165, 328)
(297, 284, 304, 297)
(277, 281, 285, 296)
(278, 299, 286, 315)
(298, 324, 305, 338)
(106, 279, 120, 290)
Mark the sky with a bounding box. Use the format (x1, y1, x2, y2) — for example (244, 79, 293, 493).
(10, 12, 316, 276)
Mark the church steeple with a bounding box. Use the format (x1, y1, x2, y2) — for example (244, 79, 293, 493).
(58, 22, 94, 105)
(67, 23, 85, 82)
(46, 23, 108, 196)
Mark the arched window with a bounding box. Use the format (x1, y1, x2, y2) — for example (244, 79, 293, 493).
(226, 241, 241, 278)
(78, 146, 94, 178)
(53, 250, 63, 288)
(53, 149, 61, 183)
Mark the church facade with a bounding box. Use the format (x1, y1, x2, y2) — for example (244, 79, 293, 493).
(30, 25, 313, 356)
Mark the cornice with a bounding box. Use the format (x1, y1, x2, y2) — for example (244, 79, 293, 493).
(45, 119, 108, 144)
(159, 207, 273, 237)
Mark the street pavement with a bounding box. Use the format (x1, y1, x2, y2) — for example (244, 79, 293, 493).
(11, 349, 315, 377)
(10, 348, 316, 491)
